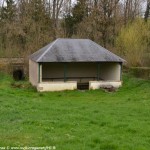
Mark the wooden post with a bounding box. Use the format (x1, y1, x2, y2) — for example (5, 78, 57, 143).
(97, 63, 100, 81)
(38, 63, 40, 83)
(40, 63, 42, 82)
(120, 62, 122, 81)
(38, 63, 42, 83)
(64, 63, 67, 82)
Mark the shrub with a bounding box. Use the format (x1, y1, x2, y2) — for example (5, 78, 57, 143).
(116, 19, 150, 67)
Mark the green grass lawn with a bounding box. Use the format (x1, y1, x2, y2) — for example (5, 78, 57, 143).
(0, 73, 150, 150)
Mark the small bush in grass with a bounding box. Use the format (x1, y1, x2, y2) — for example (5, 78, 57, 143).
(11, 80, 36, 91)
(129, 67, 150, 79)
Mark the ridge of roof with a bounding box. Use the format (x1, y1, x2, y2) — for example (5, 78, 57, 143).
(29, 42, 52, 61)
(37, 39, 59, 62)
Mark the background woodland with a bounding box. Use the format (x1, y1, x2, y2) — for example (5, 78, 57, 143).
(0, 0, 150, 67)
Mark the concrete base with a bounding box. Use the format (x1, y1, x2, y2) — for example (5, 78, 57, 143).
(89, 81, 122, 90)
(37, 81, 77, 92)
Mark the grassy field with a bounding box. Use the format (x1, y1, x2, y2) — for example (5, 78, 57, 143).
(0, 73, 150, 150)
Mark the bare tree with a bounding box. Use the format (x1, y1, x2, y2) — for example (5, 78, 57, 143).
(145, 0, 150, 21)
(123, 0, 143, 24)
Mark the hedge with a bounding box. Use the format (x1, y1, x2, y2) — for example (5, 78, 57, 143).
(129, 67, 150, 80)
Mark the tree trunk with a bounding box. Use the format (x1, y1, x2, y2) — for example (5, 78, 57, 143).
(145, 0, 150, 22)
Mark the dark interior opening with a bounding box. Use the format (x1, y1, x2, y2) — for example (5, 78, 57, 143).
(13, 69, 24, 81)
(77, 82, 89, 90)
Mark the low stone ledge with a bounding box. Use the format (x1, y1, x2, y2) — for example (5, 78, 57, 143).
(37, 81, 77, 92)
(89, 81, 122, 90)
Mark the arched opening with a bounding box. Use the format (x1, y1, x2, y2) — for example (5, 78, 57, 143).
(13, 69, 24, 81)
